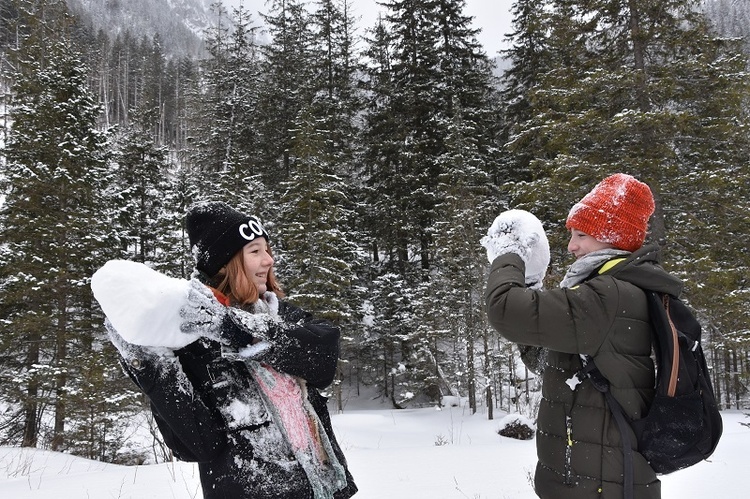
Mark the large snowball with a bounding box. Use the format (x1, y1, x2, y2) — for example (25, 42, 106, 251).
(91, 260, 200, 348)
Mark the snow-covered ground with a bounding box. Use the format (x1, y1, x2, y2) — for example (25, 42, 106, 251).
(0, 405, 747, 498)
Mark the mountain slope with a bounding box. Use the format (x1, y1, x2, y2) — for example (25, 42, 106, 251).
(67, 0, 219, 57)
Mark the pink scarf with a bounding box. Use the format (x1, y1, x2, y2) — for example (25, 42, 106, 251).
(249, 362, 347, 498)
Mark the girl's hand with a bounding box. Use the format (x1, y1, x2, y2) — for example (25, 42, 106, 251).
(480, 209, 550, 289)
(179, 278, 227, 341)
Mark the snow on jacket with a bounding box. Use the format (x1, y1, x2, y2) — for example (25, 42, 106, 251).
(485, 244, 682, 499)
(119, 299, 357, 499)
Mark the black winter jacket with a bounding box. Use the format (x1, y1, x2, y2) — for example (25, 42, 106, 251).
(120, 300, 357, 499)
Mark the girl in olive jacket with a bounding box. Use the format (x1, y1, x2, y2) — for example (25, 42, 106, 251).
(482, 174, 682, 499)
(102, 202, 357, 499)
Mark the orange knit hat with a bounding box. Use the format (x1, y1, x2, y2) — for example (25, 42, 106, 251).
(565, 173, 655, 252)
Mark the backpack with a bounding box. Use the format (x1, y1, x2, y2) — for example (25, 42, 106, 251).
(581, 291, 723, 498)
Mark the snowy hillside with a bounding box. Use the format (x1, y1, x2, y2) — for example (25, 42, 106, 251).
(66, 0, 218, 57)
(1, 406, 747, 498)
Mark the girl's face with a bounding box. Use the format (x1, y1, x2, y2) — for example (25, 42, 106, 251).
(242, 239, 274, 294)
(567, 229, 614, 259)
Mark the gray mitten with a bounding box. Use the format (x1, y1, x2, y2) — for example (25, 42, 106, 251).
(480, 209, 550, 289)
(179, 278, 227, 342)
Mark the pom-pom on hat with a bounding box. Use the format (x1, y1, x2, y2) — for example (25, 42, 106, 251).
(565, 173, 655, 252)
(185, 202, 269, 277)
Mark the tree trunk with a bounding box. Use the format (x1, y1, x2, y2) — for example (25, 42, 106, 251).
(486, 386, 493, 420)
(335, 367, 343, 413)
(52, 293, 68, 451)
(22, 331, 41, 447)
(711, 342, 722, 409)
(732, 348, 740, 409)
(466, 326, 476, 414)
(723, 349, 731, 409)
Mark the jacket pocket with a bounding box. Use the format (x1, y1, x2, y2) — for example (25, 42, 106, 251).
(209, 364, 271, 432)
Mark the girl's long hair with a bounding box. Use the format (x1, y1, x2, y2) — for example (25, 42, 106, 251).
(211, 243, 284, 305)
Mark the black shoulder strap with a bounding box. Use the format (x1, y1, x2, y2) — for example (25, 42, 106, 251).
(581, 357, 635, 499)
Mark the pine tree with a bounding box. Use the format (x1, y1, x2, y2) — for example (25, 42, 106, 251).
(184, 2, 263, 203)
(256, 0, 316, 184)
(276, 108, 360, 323)
(309, 0, 361, 164)
(363, 272, 421, 407)
(497, 0, 555, 183)
(701, 0, 750, 409)
(109, 118, 177, 270)
(360, 0, 500, 406)
(430, 97, 501, 412)
(0, 0, 111, 449)
(304, 0, 369, 409)
(360, 15, 401, 261)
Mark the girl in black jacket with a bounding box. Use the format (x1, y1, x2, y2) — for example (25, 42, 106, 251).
(105, 202, 357, 499)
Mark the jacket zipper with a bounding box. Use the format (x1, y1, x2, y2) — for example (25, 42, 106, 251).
(564, 414, 574, 485)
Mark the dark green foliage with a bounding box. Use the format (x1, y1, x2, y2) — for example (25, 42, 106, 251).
(0, 0, 113, 450)
(498, 418, 535, 440)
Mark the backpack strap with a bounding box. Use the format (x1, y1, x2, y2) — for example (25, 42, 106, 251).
(597, 257, 627, 275)
(574, 256, 636, 497)
(581, 356, 635, 499)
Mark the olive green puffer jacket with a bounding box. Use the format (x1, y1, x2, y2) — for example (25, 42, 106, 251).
(485, 244, 683, 499)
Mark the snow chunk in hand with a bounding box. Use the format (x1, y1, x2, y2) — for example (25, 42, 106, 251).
(480, 209, 550, 288)
(91, 260, 200, 349)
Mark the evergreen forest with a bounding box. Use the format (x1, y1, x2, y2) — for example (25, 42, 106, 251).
(0, 0, 748, 464)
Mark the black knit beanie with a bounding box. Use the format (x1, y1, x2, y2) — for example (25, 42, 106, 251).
(185, 202, 269, 277)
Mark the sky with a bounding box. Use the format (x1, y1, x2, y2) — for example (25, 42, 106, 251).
(1, 405, 747, 498)
(223, 0, 516, 55)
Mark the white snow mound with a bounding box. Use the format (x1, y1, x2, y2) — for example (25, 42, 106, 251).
(91, 260, 199, 348)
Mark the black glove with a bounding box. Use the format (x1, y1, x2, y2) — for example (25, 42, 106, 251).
(221, 307, 276, 352)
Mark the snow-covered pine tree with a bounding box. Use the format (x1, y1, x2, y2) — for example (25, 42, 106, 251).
(496, 0, 554, 186)
(359, 0, 443, 407)
(360, 0, 501, 408)
(109, 117, 177, 269)
(276, 107, 360, 324)
(306, 0, 369, 410)
(309, 0, 361, 165)
(0, 0, 112, 451)
(431, 96, 501, 413)
(186, 1, 262, 200)
(699, 0, 750, 410)
(359, 14, 398, 261)
(362, 271, 422, 407)
(256, 0, 316, 184)
(427, 1, 503, 412)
